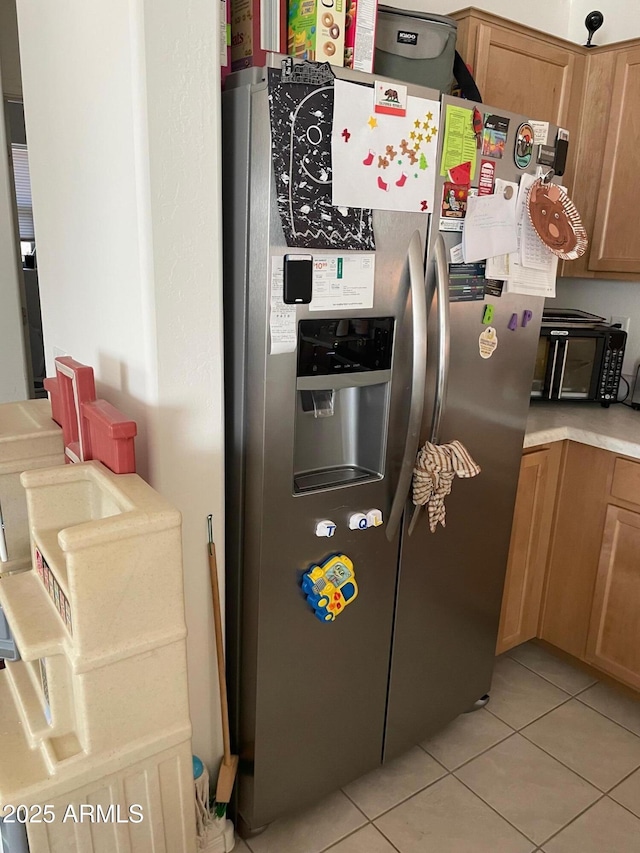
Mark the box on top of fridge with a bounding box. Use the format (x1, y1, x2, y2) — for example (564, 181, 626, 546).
(344, 0, 377, 73)
(288, 0, 346, 66)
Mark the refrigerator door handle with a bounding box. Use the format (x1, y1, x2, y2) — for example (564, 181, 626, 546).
(386, 230, 428, 543)
(407, 234, 450, 536)
(429, 234, 451, 444)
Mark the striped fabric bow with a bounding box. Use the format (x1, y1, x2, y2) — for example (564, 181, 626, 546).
(412, 440, 481, 533)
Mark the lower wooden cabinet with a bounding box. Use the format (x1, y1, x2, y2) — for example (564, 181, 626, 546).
(585, 505, 640, 689)
(531, 442, 640, 693)
(496, 442, 563, 654)
(538, 443, 615, 658)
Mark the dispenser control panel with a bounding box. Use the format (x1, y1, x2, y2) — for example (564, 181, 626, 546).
(297, 317, 394, 377)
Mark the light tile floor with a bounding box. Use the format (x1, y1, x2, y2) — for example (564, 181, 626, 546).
(236, 643, 640, 853)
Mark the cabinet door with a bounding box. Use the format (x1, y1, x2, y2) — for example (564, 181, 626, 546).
(496, 444, 562, 654)
(585, 505, 640, 689)
(473, 25, 579, 129)
(457, 19, 585, 192)
(589, 47, 640, 274)
(539, 443, 615, 658)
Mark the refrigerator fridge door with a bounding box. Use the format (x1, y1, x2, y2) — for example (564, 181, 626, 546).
(385, 96, 553, 758)
(223, 65, 440, 829)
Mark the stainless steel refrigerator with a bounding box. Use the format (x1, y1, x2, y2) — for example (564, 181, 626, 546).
(223, 63, 554, 833)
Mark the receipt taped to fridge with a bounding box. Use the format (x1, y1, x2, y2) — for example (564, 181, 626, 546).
(270, 258, 297, 354)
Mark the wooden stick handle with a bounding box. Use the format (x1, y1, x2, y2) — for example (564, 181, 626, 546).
(208, 543, 233, 766)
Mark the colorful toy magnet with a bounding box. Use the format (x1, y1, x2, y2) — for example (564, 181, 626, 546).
(522, 309, 533, 327)
(366, 508, 383, 527)
(482, 304, 494, 325)
(315, 520, 337, 538)
(514, 122, 534, 170)
(508, 313, 518, 331)
(302, 555, 358, 622)
(349, 512, 368, 530)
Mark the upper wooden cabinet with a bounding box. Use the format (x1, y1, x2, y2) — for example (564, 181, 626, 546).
(453, 9, 640, 279)
(452, 9, 586, 192)
(587, 46, 640, 275)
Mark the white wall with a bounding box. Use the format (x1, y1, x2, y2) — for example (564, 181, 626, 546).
(550, 278, 640, 378)
(0, 61, 28, 403)
(568, 0, 640, 46)
(385, 0, 572, 39)
(0, 0, 21, 97)
(16, 0, 225, 769)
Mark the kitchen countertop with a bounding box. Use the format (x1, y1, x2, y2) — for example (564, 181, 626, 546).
(525, 402, 640, 460)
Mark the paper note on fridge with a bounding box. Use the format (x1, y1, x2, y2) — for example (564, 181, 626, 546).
(331, 79, 440, 214)
(269, 259, 297, 355)
(462, 193, 518, 263)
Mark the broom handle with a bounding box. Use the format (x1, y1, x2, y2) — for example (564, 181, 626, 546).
(208, 536, 233, 767)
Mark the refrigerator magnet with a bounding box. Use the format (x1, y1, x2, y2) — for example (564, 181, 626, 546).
(514, 122, 534, 170)
(479, 326, 498, 359)
(301, 555, 358, 623)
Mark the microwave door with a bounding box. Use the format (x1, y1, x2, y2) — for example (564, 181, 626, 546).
(533, 336, 560, 399)
(557, 336, 600, 399)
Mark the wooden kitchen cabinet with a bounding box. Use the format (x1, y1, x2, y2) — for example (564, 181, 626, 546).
(539, 442, 615, 659)
(452, 9, 586, 192)
(496, 442, 563, 654)
(585, 45, 640, 276)
(540, 445, 640, 691)
(585, 458, 640, 689)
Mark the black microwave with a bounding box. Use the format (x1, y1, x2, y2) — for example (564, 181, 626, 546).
(531, 310, 627, 407)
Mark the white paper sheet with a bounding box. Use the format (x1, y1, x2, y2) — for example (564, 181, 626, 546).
(462, 192, 518, 263)
(331, 79, 440, 214)
(505, 254, 557, 297)
(269, 259, 297, 355)
(309, 253, 375, 311)
(485, 254, 510, 280)
(450, 243, 464, 264)
(530, 120, 549, 145)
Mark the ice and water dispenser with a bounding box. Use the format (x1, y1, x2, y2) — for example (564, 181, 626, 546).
(293, 318, 394, 493)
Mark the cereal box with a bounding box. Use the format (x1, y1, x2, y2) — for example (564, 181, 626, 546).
(344, 0, 377, 73)
(288, 0, 346, 66)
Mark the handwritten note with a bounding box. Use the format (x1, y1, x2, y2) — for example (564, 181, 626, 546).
(462, 193, 518, 263)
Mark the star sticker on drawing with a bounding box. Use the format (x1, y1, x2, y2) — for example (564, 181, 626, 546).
(414, 119, 421, 128)
(432, 125, 438, 135)
(409, 131, 416, 140)
(426, 112, 433, 121)
(416, 133, 423, 142)
(341, 128, 351, 142)
(422, 121, 430, 130)
(425, 133, 432, 143)
(368, 116, 378, 129)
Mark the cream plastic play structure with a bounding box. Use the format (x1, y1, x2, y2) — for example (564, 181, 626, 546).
(0, 396, 197, 853)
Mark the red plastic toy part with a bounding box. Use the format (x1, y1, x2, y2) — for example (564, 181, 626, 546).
(44, 357, 137, 474)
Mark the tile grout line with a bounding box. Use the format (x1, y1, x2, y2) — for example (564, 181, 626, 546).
(530, 789, 610, 849)
(507, 650, 640, 739)
(505, 650, 598, 697)
(484, 690, 574, 732)
(341, 762, 452, 825)
(452, 766, 546, 848)
(455, 759, 610, 850)
(517, 722, 640, 795)
(574, 692, 640, 739)
(422, 727, 518, 775)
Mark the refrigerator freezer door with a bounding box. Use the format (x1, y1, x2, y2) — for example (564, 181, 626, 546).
(223, 69, 438, 829)
(385, 96, 550, 758)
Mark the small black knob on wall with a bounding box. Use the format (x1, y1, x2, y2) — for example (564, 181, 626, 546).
(585, 11, 604, 47)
